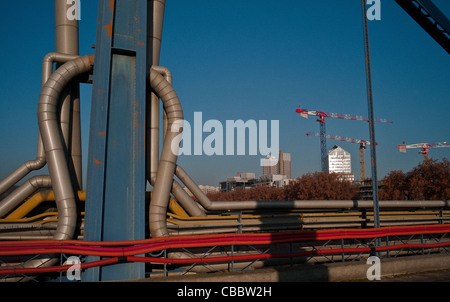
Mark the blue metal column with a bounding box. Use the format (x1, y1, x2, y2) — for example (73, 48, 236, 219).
(83, 0, 151, 281)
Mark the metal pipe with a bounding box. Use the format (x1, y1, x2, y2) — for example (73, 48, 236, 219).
(145, 1, 206, 227)
(148, 67, 185, 238)
(0, 176, 51, 218)
(202, 199, 450, 211)
(0, 157, 47, 198)
(174, 165, 450, 212)
(5, 55, 94, 282)
(0, 53, 77, 198)
(147, 0, 166, 184)
(0, 223, 57, 232)
(6, 190, 85, 220)
(148, 75, 449, 237)
(43, 53, 80, 86)
(0, 4, 87, 281)
(148, 65, 172, 184)
(170, 180, 206, 216)
(147, 0, 205, 236)
(148, 66, 205, 218)
(175, 165, 215, 210)
(55, 0, 82, 191)
(38, 54, 94, 240)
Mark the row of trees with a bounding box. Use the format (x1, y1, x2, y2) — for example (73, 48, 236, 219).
(379, 158, 449, 200)
(206, 158, 449, 201)
(207, 171, 360, 201)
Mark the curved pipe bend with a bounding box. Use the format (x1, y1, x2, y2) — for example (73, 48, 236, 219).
(38, 54, 94, 240)
(147, 67, 206, 218)
(0, 53, 79, 197)
(0, 54, 93, 282)
(148, 66, 186, 238)
(0, 176, 51, 218)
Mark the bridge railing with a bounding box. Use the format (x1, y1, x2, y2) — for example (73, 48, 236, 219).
(1, 223, 450, 281)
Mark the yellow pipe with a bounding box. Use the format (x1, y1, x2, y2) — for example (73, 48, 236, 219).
(168, 197, 190, 218)
(6, 190, 55, 219)
(6, 188, 450, 228)
(0, 212, 86, 224)
(167, 217, 305, 226)
(145, 191, 190, 218)
(6, 189, 190, 220)
(167, 212, 304, 221)
(0, 212, 59, 223)
(6, 190, 86, 220)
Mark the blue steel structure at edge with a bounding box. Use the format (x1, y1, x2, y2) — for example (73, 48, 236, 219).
(83, 0, 152, 281)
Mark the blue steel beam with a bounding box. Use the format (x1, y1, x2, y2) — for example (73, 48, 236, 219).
(83, 0, 152, 281)
(395, 0, 450, 54)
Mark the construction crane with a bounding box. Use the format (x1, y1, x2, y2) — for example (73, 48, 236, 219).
(296, 105, 392, 173)
(306, 132, 377, 180)
(397, 142, 450, 161)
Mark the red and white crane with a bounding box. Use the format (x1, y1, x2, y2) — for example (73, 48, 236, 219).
(306, 132, 377, 180)
(296, 105, 392, 173)
(296, 107, 393, 124)
(397, 142, 450, 161)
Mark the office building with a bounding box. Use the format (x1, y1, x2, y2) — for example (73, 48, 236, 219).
(219, 172, 257, 192)
(262, 150, 291, 180)
(328, 145, 354, 181)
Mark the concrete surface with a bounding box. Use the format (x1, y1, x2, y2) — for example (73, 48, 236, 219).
(132, 253, 450, 282)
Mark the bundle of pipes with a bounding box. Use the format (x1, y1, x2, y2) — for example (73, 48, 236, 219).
(2, 0, 450, 282)
(0, 1, 93, 280)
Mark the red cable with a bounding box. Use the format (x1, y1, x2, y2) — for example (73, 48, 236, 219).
(2, 240, 450, 276)
(1, 224, 450, 276)
(1, 224, 450, 256)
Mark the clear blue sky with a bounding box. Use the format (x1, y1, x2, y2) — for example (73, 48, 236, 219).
(0, 1, 449, 188)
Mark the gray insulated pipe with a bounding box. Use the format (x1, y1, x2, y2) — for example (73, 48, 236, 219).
(148, 66, 185, 238)
(0, 153, 46, 197)
(0, 52, 78, 197)
(148, 66, 205, 218)
(0, 175, 51, 217)
(37, 54, 94, 240)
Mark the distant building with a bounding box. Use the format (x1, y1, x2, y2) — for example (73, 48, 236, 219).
(328, 145, 354, 182)
(262, 156, 279, 176)
(220, 172, 294, 192)
(220, 172, 257, 192)
(258, 174, 292, 188)
(198, 185, 220, 194)
(279, 151, 291, 180)
(236, 172, 255, 180)
(262, 150, 291, 180)
(358, 179, 384, 200)
(183, 185, 219, 196)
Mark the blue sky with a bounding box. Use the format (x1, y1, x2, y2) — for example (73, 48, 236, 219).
(0, 1, 449, 188)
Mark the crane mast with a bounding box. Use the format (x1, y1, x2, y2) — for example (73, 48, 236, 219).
(306, 132, 377, 180)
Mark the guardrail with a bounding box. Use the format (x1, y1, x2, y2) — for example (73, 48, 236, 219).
(1, 224, 450, 281)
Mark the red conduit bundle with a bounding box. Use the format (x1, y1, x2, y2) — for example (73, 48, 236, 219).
(1, 224, 449, 276)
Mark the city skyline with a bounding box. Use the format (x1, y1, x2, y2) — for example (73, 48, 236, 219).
(0, 1, 449, 188)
